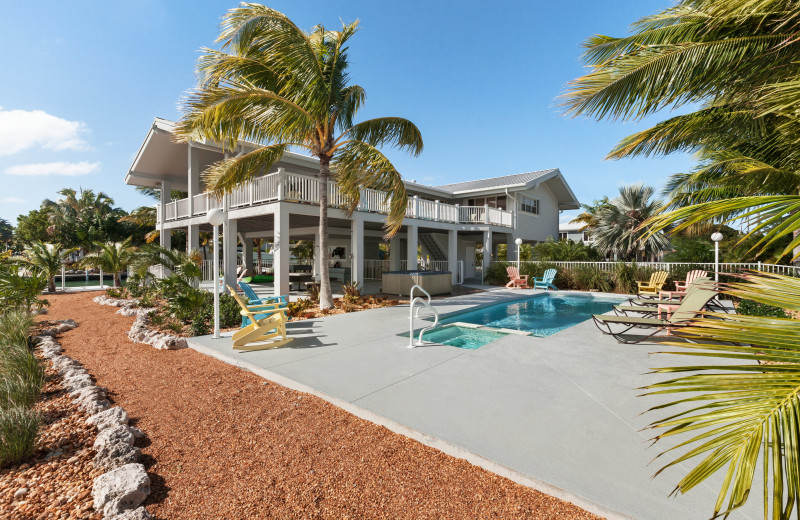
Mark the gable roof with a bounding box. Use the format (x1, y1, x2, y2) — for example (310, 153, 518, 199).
(434, 168, 559, 193)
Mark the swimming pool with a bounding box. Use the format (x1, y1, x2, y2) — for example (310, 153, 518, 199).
(441, 293, 624, 338)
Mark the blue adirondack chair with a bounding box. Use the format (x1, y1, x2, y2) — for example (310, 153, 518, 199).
(238, 282, 289, 326)
(533, 269, 558, 291)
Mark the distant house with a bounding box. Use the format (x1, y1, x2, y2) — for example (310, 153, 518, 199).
(558, 223, 594, 245)
(126, 117, 581, 290)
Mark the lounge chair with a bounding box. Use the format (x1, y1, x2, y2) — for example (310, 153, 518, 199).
(624, 277, 710, 308)
(636, 271, 668, 297)
(533, 268, 558, 291)
(505, 266, 529, 289)
(674, 269, 707, 291)
(238, 282, 289, 327)
(226, 286, 290, 350)
(593, 284, 718, 343)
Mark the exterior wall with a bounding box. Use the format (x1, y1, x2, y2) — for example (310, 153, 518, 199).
(513, 182, 560, 243)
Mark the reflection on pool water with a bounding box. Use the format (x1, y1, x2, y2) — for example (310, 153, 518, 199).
(441, 293, 625, 339)
(421, 326, 509, 350)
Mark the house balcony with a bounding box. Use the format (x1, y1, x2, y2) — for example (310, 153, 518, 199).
(156, 169, 513, 228)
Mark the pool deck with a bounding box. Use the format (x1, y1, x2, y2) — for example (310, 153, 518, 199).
(188, 287, 757, 520)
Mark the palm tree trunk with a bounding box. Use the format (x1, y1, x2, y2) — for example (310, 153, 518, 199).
(318, 159, 333, 309)
(114, 272, 121, 287)
(48, 276, 55, 293)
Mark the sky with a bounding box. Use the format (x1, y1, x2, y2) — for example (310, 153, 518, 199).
(0, 0, 695, 226)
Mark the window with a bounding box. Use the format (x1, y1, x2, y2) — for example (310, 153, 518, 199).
(583, 231, 591, 242)
(520, 195, 539, 214)
(558, 232, 568, 241)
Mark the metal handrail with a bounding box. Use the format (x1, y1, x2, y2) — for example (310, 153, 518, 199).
(408, 284, 439, 348)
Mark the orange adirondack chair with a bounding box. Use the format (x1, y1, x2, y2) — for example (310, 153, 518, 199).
(675, 270, 707, 291)
(505, 266, 529, 288)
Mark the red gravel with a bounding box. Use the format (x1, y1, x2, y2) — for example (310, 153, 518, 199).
(41, 291, 603, 520)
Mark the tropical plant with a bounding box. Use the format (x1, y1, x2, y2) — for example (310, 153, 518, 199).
(532, 237, 599, 261)
(0, 270, 48, 311)
(16, 241, 75, 293)
(79, 238, 137, 287)
(175, 4, 423, 309)
(561, 0, 800, 260)
(583, 184, 671, 260)
(0, 310, 34, 350)
(42, 188, 128, 253)
(0, 219, 12, 249)
(0, 406, 41, 467)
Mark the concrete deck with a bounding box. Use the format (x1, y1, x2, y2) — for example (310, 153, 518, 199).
(187, 287, 758, 520)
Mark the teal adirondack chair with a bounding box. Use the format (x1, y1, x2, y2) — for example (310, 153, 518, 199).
(533, 269, 558, 291)
(238, 282, 289, 326)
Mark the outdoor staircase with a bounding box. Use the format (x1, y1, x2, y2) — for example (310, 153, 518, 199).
(418, 233, 447, 262)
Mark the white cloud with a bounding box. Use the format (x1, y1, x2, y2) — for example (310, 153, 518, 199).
(0, 107, 89, 156)
(4, 161, 100, 176)
(1, 197, 25, 204)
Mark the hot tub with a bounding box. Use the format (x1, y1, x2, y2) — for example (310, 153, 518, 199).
(382, 271, 452, 296)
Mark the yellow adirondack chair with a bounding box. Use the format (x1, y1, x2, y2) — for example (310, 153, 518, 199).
(226, 286, 290, 350)
(636, 271, 668, 297)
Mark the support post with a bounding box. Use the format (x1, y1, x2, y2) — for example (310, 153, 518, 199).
(187, 225, 199, 254)
(159, 180, 171, 251)
(447, 229, 458, 284)
(223, 217, 238, 289)
(241, 234, 254, 277)
(482, 229, 493, 273)
(187, 143, 201, 216)
(274, 206, 290, 296)
(351, 217, 364, 285)
(389, 235, 401, 271)
(407, 224, 418, 270)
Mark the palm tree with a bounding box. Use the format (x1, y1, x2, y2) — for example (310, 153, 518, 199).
(531, 237, 599, 261)
(79, 238, 137, 287)
(643, 272, 800, 519)
(175, 4, 423, 309)
(580, 185, 670, 260)
(16, 242, 75, 293)
(560, 0, 800, 259)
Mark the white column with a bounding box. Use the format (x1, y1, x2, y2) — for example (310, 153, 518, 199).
(273, 206, 290, 296)
(313, 232, 321, 281)
(159, 180, 171, 250)
(187, 143, 201, 216)
(407, 224, 418, 270)
(482, 229, 493, 272)
(187, 225, 199, 254)
(351, 217, 364, 284)
(389, 235, 401, 271)
(223, 218, 238, 289)
(448, 229, 458, 284)
(241, 234, 254, 276)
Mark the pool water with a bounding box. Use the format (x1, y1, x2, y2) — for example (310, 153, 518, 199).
(442, 293, 624, 337)
(421, 326, 509, 350)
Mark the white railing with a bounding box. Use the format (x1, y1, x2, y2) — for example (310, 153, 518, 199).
(160, 170, 513, 228)
(419, 259, 449, 272)
(499, 260, 800, 277)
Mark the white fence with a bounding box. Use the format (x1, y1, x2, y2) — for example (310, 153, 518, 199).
(499, 260, 800, 276)
(161, 169, 512, 228)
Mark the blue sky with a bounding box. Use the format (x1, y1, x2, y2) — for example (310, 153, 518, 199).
(0, 0, 694, 225)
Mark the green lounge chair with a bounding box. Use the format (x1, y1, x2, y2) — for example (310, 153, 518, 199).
(593, 285, 718, 343)
(533, 269, 558, 290)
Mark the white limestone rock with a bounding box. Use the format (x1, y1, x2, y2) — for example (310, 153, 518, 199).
(92, 463, 150, 517)
(106, 507, 154, 520)
(94, 441, 141, 470)
(87, 407, 129, 431)
(94, 425, 135, 450)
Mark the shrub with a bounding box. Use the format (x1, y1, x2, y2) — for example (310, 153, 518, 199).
(189, 317, 211, 337)
(0, 310, 34, 349)
(0, 406, 41, 467)
(341, 282, 361, 302)
(307, 283, 320, 302)
(105, 287, 126, 299)
(287, 298, 314, 318)
(0, 371, 44, 409)
(572, 266, 613, 292)
(737, 299, 789, 319)
(484, 262, 511, 285)
(218, 293, 242, 328)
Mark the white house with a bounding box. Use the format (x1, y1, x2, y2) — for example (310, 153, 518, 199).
(558, 222, 594, 245)
(126, 118, 580, 293)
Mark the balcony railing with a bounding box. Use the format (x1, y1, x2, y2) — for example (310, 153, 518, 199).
(160, 169, 512, 227)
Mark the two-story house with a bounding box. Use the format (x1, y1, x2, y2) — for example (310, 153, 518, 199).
(126, 118, 580, 293)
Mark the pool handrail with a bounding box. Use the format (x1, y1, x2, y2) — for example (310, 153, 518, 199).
(409, 284, 439, 348)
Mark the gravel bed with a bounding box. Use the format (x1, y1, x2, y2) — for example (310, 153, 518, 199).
(42, 291, 603, 519)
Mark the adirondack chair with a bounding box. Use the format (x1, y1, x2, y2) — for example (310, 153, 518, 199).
(637, 271, 668, 297)
(226, 286, 290, 350)
(533, 268, 558, 291)
(505, 266, 529, 288)
(674, 270, 707, 291)
(238, 282, 288, 327)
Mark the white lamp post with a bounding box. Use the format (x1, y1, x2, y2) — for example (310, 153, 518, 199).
(207, 208, 225, 338)
(514, 237, 522, 269)
(711, 232, 724, 283)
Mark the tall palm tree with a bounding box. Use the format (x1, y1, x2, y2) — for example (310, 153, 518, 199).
(561, 0, 800, 259)
(16, 242, 75, 293)
(175, 4, 423, 309)
(79, 238, 137, 287)
(581, 185, 670, 260)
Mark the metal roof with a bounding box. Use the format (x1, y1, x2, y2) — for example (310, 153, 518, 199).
(434, 168, 559, 193)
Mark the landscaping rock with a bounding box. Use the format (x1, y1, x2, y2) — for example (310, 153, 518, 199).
(92, 463, 150, 517)
(94, 442, 141, 470)
(70, 385, 110, 414)
(107, 506, 154, 520)
(87, 407, 129, 431)
(94, 425, 135, 449)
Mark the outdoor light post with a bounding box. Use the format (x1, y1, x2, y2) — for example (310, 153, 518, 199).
(515, 237, 522, 269)
(207, 208, 225, 339)
(711, 232, 724, 283)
